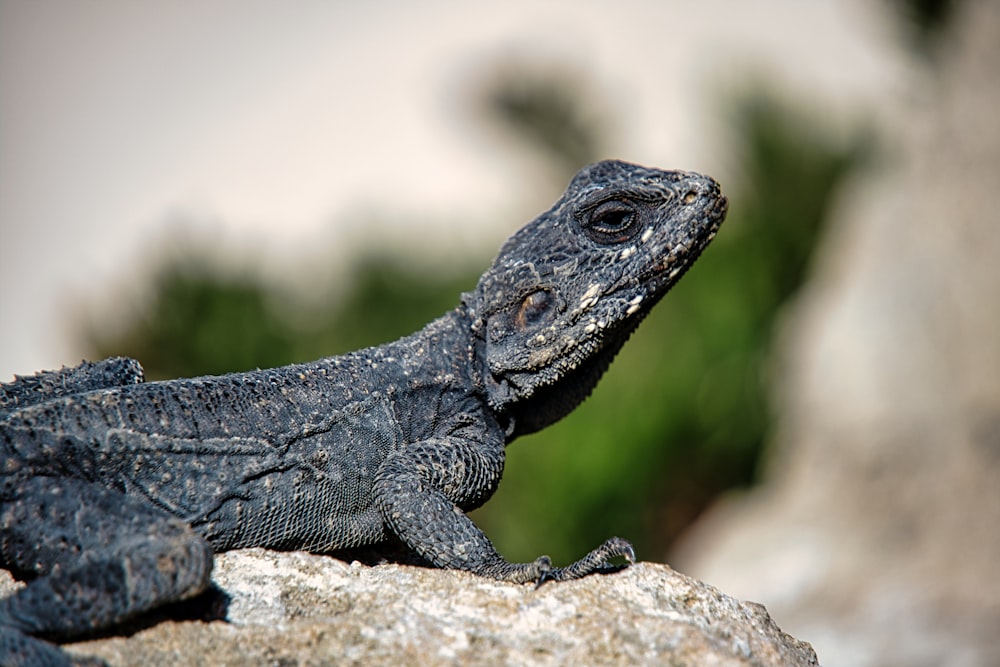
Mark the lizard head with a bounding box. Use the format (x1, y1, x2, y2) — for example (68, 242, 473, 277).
(466, 159, 728, 438)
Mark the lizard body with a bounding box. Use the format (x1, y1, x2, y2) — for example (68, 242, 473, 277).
(0, 160, 726, 666)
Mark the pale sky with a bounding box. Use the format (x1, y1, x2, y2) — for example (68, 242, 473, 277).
(0, 0, 907, 378)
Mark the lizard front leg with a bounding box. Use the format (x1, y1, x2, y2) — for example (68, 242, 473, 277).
(372, 438, 634, 584)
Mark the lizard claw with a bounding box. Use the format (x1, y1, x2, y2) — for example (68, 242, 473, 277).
(532, 555, 554, 589)
(534, 536, 636, 586)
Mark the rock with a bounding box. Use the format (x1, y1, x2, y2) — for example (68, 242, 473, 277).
(2, 551, 817, 666)
(672, 2, 1000, 666)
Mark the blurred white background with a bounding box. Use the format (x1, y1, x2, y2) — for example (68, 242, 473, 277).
(0, 0, 905, 379)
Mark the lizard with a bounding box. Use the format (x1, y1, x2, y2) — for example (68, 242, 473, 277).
(0, 160, 727, 666)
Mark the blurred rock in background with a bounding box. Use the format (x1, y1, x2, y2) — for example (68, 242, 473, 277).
(672, 2, 1000, 666)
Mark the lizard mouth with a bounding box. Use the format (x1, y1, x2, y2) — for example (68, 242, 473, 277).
(543, 190, 728, 379)
(600, 191, 728, 324)
(644, 193, 726, 286)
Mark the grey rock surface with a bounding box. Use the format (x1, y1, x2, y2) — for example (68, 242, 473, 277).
(1, 552, 817, 666)
(673, 2, 1000, 666)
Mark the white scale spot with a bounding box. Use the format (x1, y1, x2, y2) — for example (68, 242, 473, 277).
(640, 227, 654, 243)
(578, 283, 602, 311)
(625, 294, 644, 316)
(619, 245, 636, 260)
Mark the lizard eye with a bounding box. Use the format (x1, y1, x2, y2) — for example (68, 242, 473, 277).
(515, 289, 556, 329)
(582, 200, 638, 244)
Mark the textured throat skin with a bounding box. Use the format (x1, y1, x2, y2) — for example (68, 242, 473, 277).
(0, 160, 727, 667)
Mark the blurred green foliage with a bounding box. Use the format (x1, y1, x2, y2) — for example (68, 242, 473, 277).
(88, 254, 480, 380)
(86, 77, 867, 565)
(96, 266, 301, 378)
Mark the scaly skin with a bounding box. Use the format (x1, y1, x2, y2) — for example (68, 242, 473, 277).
(0, 160, 727, 666)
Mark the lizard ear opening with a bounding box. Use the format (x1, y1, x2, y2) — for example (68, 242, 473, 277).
(514, 289, 557, 330)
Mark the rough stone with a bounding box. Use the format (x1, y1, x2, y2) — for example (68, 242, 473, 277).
(1, 552, 817, 666)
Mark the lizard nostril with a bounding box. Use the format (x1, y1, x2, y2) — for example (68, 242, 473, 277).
(682, 190, 698, 205)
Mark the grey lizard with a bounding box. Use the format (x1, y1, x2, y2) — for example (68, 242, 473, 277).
(0, 160, 727, 666)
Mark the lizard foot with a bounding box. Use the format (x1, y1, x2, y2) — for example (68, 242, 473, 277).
(536, 536, 636, 587)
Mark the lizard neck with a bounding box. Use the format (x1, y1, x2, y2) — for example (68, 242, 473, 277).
(497, 321, 636, 441)
(462, 293, 638, 442)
